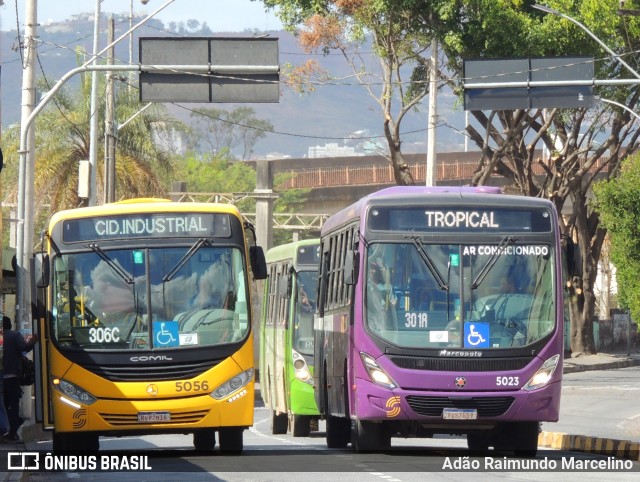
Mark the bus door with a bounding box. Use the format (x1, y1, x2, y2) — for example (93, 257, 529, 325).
(32, 252, 52, 428)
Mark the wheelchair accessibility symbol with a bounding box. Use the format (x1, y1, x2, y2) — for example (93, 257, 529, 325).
(464, 322, 490, 348)
(153, 321, 180, 347)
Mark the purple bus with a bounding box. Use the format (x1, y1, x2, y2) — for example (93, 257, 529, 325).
(314, 186, 567, 456)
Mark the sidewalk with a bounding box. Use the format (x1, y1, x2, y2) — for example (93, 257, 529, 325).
(1, 349, 639, 480)
(538, 348, 640, 462)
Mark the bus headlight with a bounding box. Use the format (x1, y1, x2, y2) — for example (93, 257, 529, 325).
(292, 350, 313, 384)
(211, 368, 254, 400)
(52, 378, 97, 405)
(360, 352, 397, 389)
(523, 354, 560, 391)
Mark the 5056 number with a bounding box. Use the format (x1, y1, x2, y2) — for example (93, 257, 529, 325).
(175, 381, 209, 392)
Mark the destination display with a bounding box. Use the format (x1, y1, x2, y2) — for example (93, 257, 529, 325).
(368, 206, 552, 233)
(297, 244, 321, 265)
(62, 213, 231, 242)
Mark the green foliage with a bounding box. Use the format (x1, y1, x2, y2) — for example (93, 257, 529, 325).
(178, 157, 312, 240)
(1, 71, 182, 241)
(592, 154, 640, 323)
(188, 107, 273, 161)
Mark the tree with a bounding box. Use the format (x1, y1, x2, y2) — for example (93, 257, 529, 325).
(592, 154, 640, 326)
(178, 153, 312, 245)
(437, 0, 640, 355)
(1, 53, 182, 238)
(263, 0, 436, 184)
(260, 0, 640, 354)
(187, 107, 273, 161)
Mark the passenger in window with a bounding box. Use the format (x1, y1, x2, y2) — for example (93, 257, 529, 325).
(367, 261, 398, 331)
(298, 284, 315, 313)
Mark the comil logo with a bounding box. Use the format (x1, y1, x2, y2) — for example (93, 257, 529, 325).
(7, 452, 39, 470)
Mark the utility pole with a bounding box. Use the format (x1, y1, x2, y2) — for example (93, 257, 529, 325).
(15, 0, 177, 333)
(426, 37, 438, 187)
(16, 0, 37, 329)
(15, 0, 37, 426)
(104, 17, 116, 204)
(88, 0, 101, 206)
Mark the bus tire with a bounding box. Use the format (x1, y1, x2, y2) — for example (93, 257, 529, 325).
(467, 430, 490, 453)
(513, 421, 539, 458)
(219, 427, 244, 454)
(52, 432, 67, 452)
(271, 409, 288, 435)
(193, 428, 216, 451)
(326, 414, 350, 449)
(292, 415, 311, 437)
(53, 432, 99, 452)
(352, 420, 390, 452)
(491, 422, 513, 453)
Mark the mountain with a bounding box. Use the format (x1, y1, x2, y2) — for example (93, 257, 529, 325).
(0, 13, 467, 159)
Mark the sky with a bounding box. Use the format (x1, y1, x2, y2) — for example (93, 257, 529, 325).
(2, 0, 282, 32)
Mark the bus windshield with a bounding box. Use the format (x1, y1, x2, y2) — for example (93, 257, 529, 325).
(294, 270, 318, 355)
(365, 242, 555, 350)
(51, 245, 248, 350)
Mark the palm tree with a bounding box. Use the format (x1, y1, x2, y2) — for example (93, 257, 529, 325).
(2, 56, 184, 223)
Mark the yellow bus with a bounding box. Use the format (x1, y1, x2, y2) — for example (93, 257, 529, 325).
(32, 199, 267, 453)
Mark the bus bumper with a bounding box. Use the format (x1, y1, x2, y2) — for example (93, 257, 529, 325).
(50, 384, 255, 434)
(354, 378, 561, 424)
(289, 379, 320, 416)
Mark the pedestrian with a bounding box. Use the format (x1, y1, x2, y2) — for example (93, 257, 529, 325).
(2, 315, 38, 442)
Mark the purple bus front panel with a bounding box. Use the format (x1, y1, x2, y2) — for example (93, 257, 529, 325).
(350, 327, 563, 424)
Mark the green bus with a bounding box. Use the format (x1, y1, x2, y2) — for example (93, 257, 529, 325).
(259, 239, 320, 436)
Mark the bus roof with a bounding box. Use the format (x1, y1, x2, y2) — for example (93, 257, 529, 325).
(48, 198, 243, 227)
(320, 185, 557, 234)
(266, 238, 320, 265)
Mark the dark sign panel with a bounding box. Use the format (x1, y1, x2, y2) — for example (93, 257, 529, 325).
(62, 213, 231, 243)
(368, 207, 552, 233)
(297, 244, 321, 266)
(139, 37, 279, 103)
(464, 57, 594, 110)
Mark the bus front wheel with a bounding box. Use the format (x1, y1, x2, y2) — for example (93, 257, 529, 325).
(352, 420, 390, 452)
(53, 432, 99, 452)
(292, 415, 311, 437)
(513, 421, 539, 458)
(467, 430, 490, 453)
(193, 428, 216, 451)
(219, 427, 244, 454)
(326, 414, 350, 448)
(270, 409, 288, 435)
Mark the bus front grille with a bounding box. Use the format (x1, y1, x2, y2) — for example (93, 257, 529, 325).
(405, 395, 515, 417)
(81, 360, 220, 382)
(99, 409, 209, 426)
(389, 356, 531, 372)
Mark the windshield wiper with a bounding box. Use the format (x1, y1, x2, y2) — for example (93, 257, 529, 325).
(163, 238, 211, 282)
(87, 243, 134, 285)
(406, 236, 448, 291)
(471, 236, 516, 290)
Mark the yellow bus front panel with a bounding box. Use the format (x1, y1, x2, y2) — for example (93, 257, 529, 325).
(49, 338, 255, 435)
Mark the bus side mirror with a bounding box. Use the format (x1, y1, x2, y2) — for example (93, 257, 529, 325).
(33, 253, 50, 288)
(250, 246, 268, 280)
(344, 250, 359, 285)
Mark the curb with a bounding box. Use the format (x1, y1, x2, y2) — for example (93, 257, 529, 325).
(539, 431, 640, 462)
(563, 357, 640, 374)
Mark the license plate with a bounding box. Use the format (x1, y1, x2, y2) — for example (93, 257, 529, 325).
(137, 411, 171, 423)
(442, 408, 477, 420)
